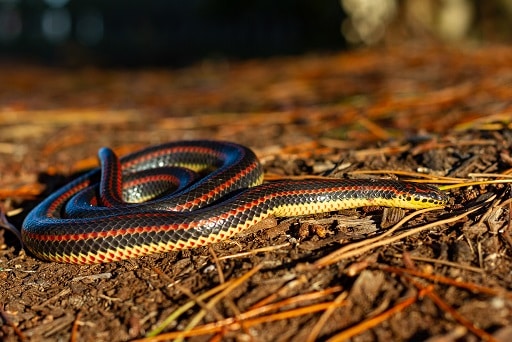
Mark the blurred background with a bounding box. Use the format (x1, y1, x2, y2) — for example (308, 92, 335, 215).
(1, 0, 511, 67)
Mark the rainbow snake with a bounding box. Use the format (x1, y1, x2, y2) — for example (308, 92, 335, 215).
(21, 140, 448, 264)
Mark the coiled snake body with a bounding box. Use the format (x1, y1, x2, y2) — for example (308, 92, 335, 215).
(22, 140, 448, 264)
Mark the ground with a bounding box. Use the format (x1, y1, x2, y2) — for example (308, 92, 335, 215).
(1, 44, 512, 341)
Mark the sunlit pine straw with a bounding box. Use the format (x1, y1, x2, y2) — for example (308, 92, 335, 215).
(217, 243, 290, 261)
(146, 264, 263, 341)
(313, 195, 493, 268)
(209, 286, 345, 341)
(378, 265, 512, 301)
(326, 292, 422, 342)
(136, 301, 344, 341)
(383, 268, 498, 342)
(141, 270, 345, 341)
(145, 280, 234, 338)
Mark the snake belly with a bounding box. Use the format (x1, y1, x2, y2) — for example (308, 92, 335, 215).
(21, 140, 448, 264)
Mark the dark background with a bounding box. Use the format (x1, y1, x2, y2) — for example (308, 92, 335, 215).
(0, 0, 344, 67)
(1, 0, 512, 67)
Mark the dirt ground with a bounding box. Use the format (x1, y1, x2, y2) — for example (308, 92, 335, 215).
(2, 44, 512, 341)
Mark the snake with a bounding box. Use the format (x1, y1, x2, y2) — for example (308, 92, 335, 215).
(21, 140, 448, 264)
